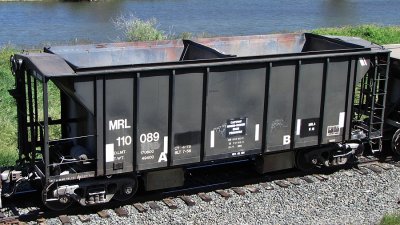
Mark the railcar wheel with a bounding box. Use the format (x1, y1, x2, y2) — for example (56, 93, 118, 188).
(113, 178, 138, 202)
(295, 150, 315, 172)
(42, 189, 72, 211)
(391, 129, 400, 156)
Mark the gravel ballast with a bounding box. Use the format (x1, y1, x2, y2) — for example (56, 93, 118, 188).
(39, 165, 400, 225)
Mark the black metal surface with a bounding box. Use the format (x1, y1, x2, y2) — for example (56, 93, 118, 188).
(180, 40, 234, 60)
(266, 61, 295, 152)
(204, 64, 265, 160)
(104, 75, 134, 174)
(321, 58, 350, 143)
(43, 79, 50, 183)
(136, 73, 169, 170)
(15, 53, 74, 78)
(295, 60, 323, 147)
(171, 69, 203, 165)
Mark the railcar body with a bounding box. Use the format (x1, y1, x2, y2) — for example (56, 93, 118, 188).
(2, 33, 391, 210)
(383, 45, 400, 154)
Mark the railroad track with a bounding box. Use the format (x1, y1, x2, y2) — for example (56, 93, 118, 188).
(0, 154, 399, 225)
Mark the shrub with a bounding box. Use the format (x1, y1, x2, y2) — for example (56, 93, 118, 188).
(113, 15, 166, 42)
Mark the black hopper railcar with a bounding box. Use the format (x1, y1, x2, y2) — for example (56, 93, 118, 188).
(1, 33, 393, 210)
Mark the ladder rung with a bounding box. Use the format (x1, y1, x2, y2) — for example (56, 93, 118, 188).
(372, 116, 383, 122)
(370, 119, 383, 123)
(373, 105, 384, 109)
(370, 116, 383, 122)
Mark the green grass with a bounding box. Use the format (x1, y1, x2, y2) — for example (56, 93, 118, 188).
(0, 46, 18, 166)
(114, 16, 213, 41)
(380, 213, 400, 225)
(312, 24, 400, 45)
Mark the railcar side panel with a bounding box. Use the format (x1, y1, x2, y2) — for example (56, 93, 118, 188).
(104, 76, 134, 175)
(136, 74, 169, 170)
(294, 60, 324, 148)
(321, 59, 350, 143)
(204, 65, 266, 160)
(171, 70, 204, 165)
(265, 62, 296, 152)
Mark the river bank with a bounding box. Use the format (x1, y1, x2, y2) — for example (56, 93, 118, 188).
(2, 0, 400, 46)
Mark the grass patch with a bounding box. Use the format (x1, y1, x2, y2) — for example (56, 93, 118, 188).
(0, 46, 18, 166)
(312, 24, 400, 45)
(114, 15, 167, 42)
(380, 212, 400, 225)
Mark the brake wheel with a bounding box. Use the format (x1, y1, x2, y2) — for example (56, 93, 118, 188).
(295, 150, 315, 172)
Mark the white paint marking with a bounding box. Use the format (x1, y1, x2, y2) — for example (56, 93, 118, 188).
(339, 112, 345, 128)
(359, 58, 368, 66)
(158, 136, 169, 162)
(255, 124, 260, 141)
(296, 119, 301, 135)
(283, 135, 291, 145)
(105, 144, 114, 162)
(163, 136, 168, 153)
(210, 130, 215, 148)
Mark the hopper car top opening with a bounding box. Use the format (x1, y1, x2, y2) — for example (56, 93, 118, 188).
(44, 33, 367, 71)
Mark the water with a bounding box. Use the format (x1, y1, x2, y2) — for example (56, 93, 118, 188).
(0, 0, 399, 47)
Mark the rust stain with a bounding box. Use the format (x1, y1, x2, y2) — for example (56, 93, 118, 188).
(192, 33, 305, 57)
(48, 33, 309, 68)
